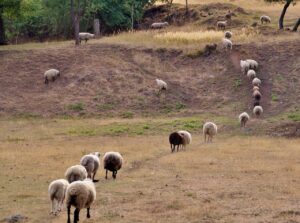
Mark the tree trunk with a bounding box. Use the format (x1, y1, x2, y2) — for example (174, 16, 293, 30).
(74, 16, 80, 45)
(292, 18, 300, 32)
(0, 13, 7, 45)
(279, 0, 291, 30)
(131, 2, 134, 30)
(185, 0, 188, 15)
(93, 19, 100, 37)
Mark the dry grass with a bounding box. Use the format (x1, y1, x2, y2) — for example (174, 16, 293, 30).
(0, 118, 300, 223)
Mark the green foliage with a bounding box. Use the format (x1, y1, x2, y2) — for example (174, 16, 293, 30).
(121, 111, 134, 119)
(288, 112, 300, 121)
(67, 102, 85, 112)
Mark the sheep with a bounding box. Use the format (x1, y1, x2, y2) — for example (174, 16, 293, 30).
(253, 105, 263, 117)
(217, 21, 227, 30)
(253, 100, 260, 107)
(240, 60, 250, 74)
(65, 165, 88, 183)
(253, 90, 262, 101)
(246, 59, 258, 70)
(48, 179, 69, 215)
(103, 152, 123, 179)
(178, 130, 192, 147)
(203, 122, 218, 143)
(79, 32, 95, 44)
(66, 179, 96, 223)
(155, 78, 167, 94)
(224, 31, 232, 39)
(253, 86, 260, 92)
(252, 77, 262, 87)
(169, 132, 184, 153)
(222, 38, 232, 51)
(247, 69, 256, 79)
(239, 112, 250, 127)
(260, 15, 271, 24)
(44, 69, 60, 84)
(80, 152, 100, 182)
(151, 22, 169, 29)
(203, 43, 217, 56)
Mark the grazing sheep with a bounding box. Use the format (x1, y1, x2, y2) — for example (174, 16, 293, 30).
(222, 38, 232, 51)
(260, 15, 271, 24)
(239, 112, 250, 127)
(203, 43, 217, 56)
(151, 22, 169, 29)
(203, 122, 218, 143)
(156, 79, 167, 94)
(80, 152, 100, 182)
(48, 179, 69, 215)
(253, 100, 260, 107)
(65, 165, 88, 183)
(79, 32, 95, 44)
(217, 21, 227, 30)
(253, 106, 263, 117)
(252, 77, 262, 87)
(247, 69, 256, 79)
(178, 130, 192, 147)
(246, 59, 258, 70)
(66, 179, 96, 223)
(224, 31, 232, 39)
(103, 152, 123, 179)
(253, 86, 260, 92)
(169, 132, 184, 153)
(240, 60, 250, 74)
(253, 90, 262, 101)
(44, 69, 60, 84)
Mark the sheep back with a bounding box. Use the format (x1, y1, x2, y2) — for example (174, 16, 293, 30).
(65, 165, 87, 183)
(103, 152, 123, 172)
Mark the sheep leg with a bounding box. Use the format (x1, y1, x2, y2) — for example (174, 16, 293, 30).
(85, 39, 88, 43)
(105, 170, 108, 179)
(45, 77, 49, 85)
(74, 208, 80, 223)
(113, 171, 117, 179)
(52, 76, 56, 82)
(87, 207, 90, 218)
(92, 172, 99, 182)
(67, 206, 71, 223)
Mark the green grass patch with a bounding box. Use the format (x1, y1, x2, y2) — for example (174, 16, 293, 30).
(175, 102, 186, 110)
(234, 79, 242, 88)
(121, 111, 134, 119)
(271, 93, 279, 102)
(67, 102, 85, 112)
(288, 112, 300, 121)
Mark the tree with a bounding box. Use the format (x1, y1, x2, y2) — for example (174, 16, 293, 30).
(0, 0, 21, 45)
(71, 0, 89, 45)
(185, 0, 188, 15)
(265, 0, 299, 30)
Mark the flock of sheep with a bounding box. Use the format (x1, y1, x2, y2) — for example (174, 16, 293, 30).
(43, 12, 272, 223)
(48, 152, 123, 223)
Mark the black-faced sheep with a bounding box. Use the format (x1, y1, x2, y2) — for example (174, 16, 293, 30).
(44, 69, 60, 84)
(239, 112, 250, 127)
(103, 152, 123, 179)
(260, 15, 271, 24)
(240, 60, 250, 74)
(169, 132, 184, 153)
(80, 152, 100, 182)
(253, 106, 263, 117)
(203, 122, 218, 143)
(48, 179, 69, 215)
(79, 32, 95, 44)
(65, 165, 88, 183)
(151, 22, 169, 29)
(246, 59, 258, 70)
(66, 179, 96, 223)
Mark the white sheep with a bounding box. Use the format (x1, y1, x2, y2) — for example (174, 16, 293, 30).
(247, 69, 256, 79)
(178, 130, 192, 148)
(253, 106, 263, 117)
(252, 77, 262, 87)
(240, 60, 250, 74)
(151, 22, 169, 29)
(224, 31, 232, 39)
(155, 78, 167, 94)
(80, 152, 100, 182)
(217, 21, 227, 30)
(222, 38, 232, 51)
(66, 179, 96, 223)
(65, 165, 87, 183)
(48, 179, 69, 215)
(203, 122, 218, 143)
(103, 152, 123, 179)
(79, 32, 95, 44)
(246, 59, 258, 70)
(253, 86, 260, 92)
(260, 15, 271, 24)
(239, 112, 250, 127)
(44, 69, 60, 84)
